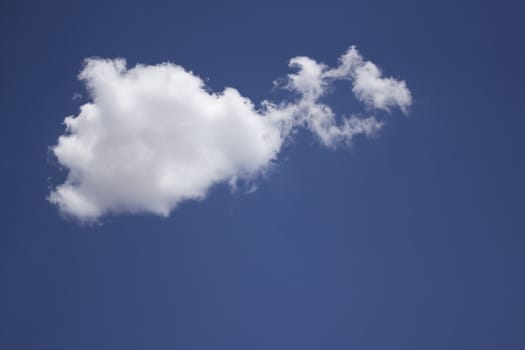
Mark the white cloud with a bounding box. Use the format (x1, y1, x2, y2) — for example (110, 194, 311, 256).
(325, 46, 412, 113)
(49, 47, 411, 221)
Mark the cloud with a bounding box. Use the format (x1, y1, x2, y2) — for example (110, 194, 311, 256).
(49, 47, 411, 221)
(324, 46, 412, 113)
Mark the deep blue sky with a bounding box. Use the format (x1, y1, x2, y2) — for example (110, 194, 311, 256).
(2, 0, 524, 349)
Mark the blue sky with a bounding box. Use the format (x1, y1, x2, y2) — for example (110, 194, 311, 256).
(2, 0, 525, 349)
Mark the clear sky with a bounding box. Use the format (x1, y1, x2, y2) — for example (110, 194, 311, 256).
(2, 0, 524, 349)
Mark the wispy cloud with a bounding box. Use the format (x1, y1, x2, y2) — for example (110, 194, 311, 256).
(48, 47, 411, 221)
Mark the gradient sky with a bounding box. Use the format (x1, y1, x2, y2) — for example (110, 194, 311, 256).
(2, 0, 525, 349)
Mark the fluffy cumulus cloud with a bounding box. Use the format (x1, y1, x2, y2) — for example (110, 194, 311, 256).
(49, 46, 411, 221)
